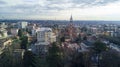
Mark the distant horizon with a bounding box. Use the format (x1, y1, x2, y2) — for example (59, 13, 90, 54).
(0, 19, 120, 21)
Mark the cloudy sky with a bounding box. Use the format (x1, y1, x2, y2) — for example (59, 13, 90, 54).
(0, 0, 120, 20)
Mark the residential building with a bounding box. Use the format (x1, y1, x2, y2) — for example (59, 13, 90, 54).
(18, 21, 28, 28)
(0, 28, 8, 38)
(10, 28, 18, 36)
(31, 27, 56, 55)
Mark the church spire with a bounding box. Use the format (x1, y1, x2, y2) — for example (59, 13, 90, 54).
(70, 15, 73, 23)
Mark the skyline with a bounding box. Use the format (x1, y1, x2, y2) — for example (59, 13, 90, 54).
(0, 0, 120, 20)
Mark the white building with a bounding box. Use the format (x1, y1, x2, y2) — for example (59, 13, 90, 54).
(32, 27, 56, 55)
(32, 29, 36, 36)
(0, 29, 8, 38)
(18, 21, 28, 28)
(0, 22, 7, 28)
(36, 27, 56, 43)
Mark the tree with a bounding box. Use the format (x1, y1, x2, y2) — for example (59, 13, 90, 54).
(70, 53, 85, 67)
(92, 41, 108, 67)
(60, 36, 65, 42)
(12, 39, 21, 49)
(100, 50, 120, 67)
(83, 36, 87, 41)
(81, 27, 87, 32)
(26, 28, 32, 35)
(75, 34, 82, 43)
(20, 36, 28, 50)
(18, 29, 23, 37)
(0, 46, 23, 67)
(0, 47, 13, 67)
(46, 42, 63, 67)
(93, 41, 107, 53)
(23, 51, 40, 67)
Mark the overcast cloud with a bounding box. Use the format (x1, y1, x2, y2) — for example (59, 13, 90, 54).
(0, 0, 120, 20)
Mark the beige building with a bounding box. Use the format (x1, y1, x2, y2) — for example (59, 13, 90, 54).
(0, 29, 8, 38)
(32, 27, 56, 55)
(11, 28, 18, 36)
(37, 27, 56, 43)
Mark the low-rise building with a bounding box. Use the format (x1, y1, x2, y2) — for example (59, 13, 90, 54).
(0, 29, 8, 38)
(79, 40, 94, 52)
(11, 28, 18, 36)
(13, 49, 25, 59)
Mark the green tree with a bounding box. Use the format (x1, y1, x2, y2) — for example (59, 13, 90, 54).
(93, 41, 107, 53)
(23, 51, 40, 67)
(93, 41, 108, 67)
(10, 39, 21, 49)
(83, 36, 87, 41)
(0, 43, 25, 67)
(18, 29, 23, 37)
(20, 36, 28, 50)
(70, 53, 85, 67)
(100, 50, 120, 67)
(46, 42, 63, 67)
(26, 28, 32, 35)
(81, 27, 87, 32)
(60, 36, 65, 42)
(75, 34, 82, 43)
(0, 47, 14, 67)
(0, 45, 25, 67)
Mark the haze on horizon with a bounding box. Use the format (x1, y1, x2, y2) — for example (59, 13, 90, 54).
(0, 0, 120, 21)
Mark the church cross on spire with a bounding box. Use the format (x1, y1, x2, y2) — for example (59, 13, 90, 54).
(70, 15, 73, 23)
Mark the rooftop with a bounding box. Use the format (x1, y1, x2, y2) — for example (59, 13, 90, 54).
(83, 40, 94, 47)
(36, 27, 52, 32)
